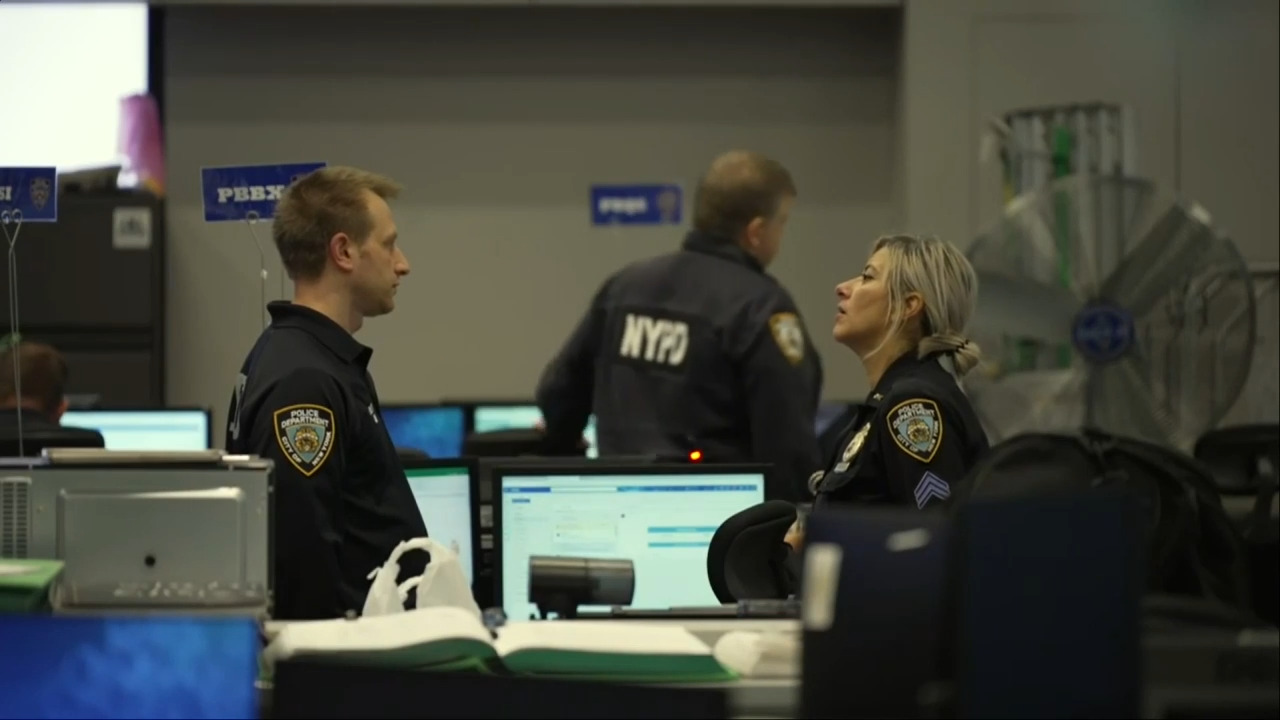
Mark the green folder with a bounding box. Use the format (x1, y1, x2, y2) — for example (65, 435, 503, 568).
(498, 647, 737, 683)
(0, 559, 63, 613)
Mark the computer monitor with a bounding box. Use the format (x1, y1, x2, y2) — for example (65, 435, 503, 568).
(402, 458, 480, 586)
(381, 404, 467, 459)
(472, 403, 599, 459)
(816, 401, 861, 462)
(0, 615, 259, 719)
(815, 401, 855, 437)
(494, 463, 767, 620)
(949, 492, 1143, 718)
(60, 408, 212, 451)
(7, 457, 272, 613)
(801, 506, 952, 718)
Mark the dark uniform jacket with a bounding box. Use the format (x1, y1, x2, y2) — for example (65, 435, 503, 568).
(226, 302, 428, 620)
(812, 350, 989, 510)
(536, 230, 824, 500)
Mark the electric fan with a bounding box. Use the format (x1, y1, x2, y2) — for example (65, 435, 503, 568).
(963, 173, 1257, 451)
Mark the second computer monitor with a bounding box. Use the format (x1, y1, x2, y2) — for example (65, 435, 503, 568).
(382, 404, 468, 458)
(402, 458, 480, 586)
(494, 463, 767, 620)
(472, 404, 599, 459)
(815, 401, 855, 437)
(60, 408, 212, 451)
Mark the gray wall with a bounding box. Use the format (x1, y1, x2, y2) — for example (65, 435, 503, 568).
(901, 0, 1279, 424)
(902, 0, 1278, 262)
(165, 0, 1278, 444)
(164, 6, 902, 442)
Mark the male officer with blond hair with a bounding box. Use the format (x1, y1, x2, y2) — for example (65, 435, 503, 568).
(226, 166, 427, 620)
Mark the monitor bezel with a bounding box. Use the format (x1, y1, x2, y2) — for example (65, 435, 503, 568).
(490, 461, 770, 617)
(399, 456, 484, 593)
(381, 402, 466, 412)
(59, 406, 214, 450)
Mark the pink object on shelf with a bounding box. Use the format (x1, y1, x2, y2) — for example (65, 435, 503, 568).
(118, 93, 166, 197)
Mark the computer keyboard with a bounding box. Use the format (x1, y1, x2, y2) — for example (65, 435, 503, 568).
(64, 580, 267, 608)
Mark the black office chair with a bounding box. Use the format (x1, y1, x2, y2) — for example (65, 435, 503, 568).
(0, 428, 104, 457)
(1194, 423, 1279, 625)
(706, 500, 796, 603)
(1195, 424, 1280, 497)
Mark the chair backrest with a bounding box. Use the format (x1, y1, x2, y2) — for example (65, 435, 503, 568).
(1194, 424, 1280, 495)
(706, 499, 796, 603)
(1195, 424, 1280, 626)
(0, 427, 104, 457)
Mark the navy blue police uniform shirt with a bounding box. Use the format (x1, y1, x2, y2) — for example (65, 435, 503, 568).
(226, 302, 428, 620)
(536, 230, 824, 501)
(811, 351, 989, 510)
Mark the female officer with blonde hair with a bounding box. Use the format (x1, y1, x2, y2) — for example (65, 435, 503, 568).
(790, 234, 989, 543)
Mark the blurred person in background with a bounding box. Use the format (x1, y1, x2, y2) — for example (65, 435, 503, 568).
(537, 150, 823, 501)
(0, 340, 104, 452)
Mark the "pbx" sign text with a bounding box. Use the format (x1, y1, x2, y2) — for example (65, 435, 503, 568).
(217, 185, 286, 204)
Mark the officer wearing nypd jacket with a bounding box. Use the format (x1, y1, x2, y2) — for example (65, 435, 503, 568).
(537, 150, 823, 501)
(788, 234, 989, 545)
(226, 166, 427, 620)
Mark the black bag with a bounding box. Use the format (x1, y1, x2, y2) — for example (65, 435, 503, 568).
(954, 428, 1252, 612)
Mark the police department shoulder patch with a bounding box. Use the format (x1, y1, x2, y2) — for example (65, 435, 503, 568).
(769, 312, 806, 365)
(886, 397, 943, 463)
(273, 404, 336, 477)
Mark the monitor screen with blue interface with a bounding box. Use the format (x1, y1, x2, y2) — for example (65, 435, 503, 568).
(499, 468, 765, 619)
(382, 405, 467, 458)
(61, 409, 210, 451)
(0, 614, 258, 719)
(473, 404, 599, 459)
(405, 464, 474, 585)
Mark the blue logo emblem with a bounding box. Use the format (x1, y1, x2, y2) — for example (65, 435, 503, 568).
(1071, 303, 1135, 363)
(913, 471, 951, 509)
(0, 166, 59, 223)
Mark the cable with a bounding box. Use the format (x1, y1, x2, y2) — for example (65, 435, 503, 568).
(244, 212, 268, 329)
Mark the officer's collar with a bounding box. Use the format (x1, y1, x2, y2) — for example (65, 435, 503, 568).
(681, 230, 765, 273)
(866, 349, 942, 405)
(267, 301, 373, 368)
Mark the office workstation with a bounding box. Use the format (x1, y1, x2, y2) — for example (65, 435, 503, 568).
(2, 0, 1279, 718)
(3, 446, 1277, 718)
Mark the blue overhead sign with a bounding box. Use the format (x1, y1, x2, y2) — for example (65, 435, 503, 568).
(0, 167, 58, 223)
(591, 184, 682, 226)
(200, 162, 327, 222)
